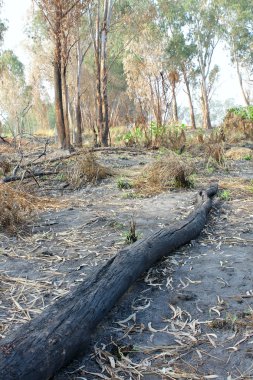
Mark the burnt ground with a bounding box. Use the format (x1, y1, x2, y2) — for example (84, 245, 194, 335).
(0, 143, 253, 379)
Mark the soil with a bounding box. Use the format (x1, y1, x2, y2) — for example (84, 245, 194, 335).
(0, 141, 253, 379)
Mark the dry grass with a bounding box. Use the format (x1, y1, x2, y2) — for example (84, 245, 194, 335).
(0, 157, 11, 175)
(66, 151, 112, 189)
(223, 114, 253, 140)
(205, 142, 225, 164)
(0, 184, 36, 232)
(134, 152, 194, 196)
(166, 128, 187, 151)
(0, 183, 67, 233)
(225, 147, 252, 160)
(219, 178, 253, 198)
(34, 128, 55, 138)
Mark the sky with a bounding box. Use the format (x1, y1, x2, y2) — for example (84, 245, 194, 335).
(1, 0, 245, 111)
(2, 0, 32, 67)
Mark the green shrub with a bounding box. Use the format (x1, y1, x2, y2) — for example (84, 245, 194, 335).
(219, 189, 231, 201)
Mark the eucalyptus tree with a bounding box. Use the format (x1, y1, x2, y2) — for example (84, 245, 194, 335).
(88, 0, 115, 147)
(0, 0, 6, 48)
(33, 0, 89, 149)
(222, 0, 253, 105)
(158, 0, 198, 128)
(185, 0, 223, 129)
(0, 50, 32, 138)
(119, 0, 171, 127)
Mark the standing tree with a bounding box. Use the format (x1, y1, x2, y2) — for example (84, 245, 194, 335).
(0, 50, 32, 140)
(222, 0, 253, 105)
(33, 0, 87, 149)
(88, 0, 114, 147)
(168, 70, 179, 123)
(185, 0, 223, 129)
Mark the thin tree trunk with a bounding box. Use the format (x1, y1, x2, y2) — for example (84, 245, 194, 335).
(54, 7, 66, 149)
(154, 76, 162, 127)
(171, 83, 178, 123)
(95, 1, 103, 146)
(75, 39, 83, 147)
(62, 66, 71, 150)
(100, 0, 110, 146)
(201, 78, 212, 129)
(54, 48, 66, 149)
(236, 59, 250, 106)
(182, 67, 196, 129)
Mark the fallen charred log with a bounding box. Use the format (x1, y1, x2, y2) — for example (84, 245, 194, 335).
(2, 171, 58, 183)
(0, 184, 218, 380)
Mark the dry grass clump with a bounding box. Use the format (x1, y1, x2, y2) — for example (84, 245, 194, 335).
(205, 142, 225, 164)
(165, 127, 186, 151)
(0, 157, 11, 175)
(0, 184, 36, 232)
(223, 114, 253, 140)
(0, 184, 66, 233)
(66, 152, 112, 189)
(134, 152, 194, 196)
(219, 178, 253, 198)
(225, 147, 252, 160)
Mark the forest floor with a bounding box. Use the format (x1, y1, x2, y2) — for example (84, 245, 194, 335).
(0, 139, 253, 379)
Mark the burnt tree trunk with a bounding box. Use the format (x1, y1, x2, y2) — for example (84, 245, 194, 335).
(54, 35, 66, 149)
(0, 184, 218, 380)
(100, 3, 110, 147)
(75, 39, 83, 147)
(62, 65, 71, 150)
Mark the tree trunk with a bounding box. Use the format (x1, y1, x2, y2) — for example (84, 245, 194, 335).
(0, 184, 218, 380)
(62, 66, 71, 150)
(95, 2, 103, 146)
(54, 56, 66, 148)
(201, 78, 212, 129)
(75, 39, 83, 147)
(236, 59, 250, 106)
(100, 0, 110, 147)
(182, 67, 196, 129)
(171, 83, 178, 123)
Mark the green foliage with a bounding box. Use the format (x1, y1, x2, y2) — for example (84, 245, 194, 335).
(244, 154, 252, 161)
(227, 106, 253, 121)
(222, 0, 253, 68)
(219, 189, 231, 201)
(108, 220, 124, 230)
(117, 177, 133, 190)
(167, 124, 187, 151)
(150, 121, 165, 140)
(0, 50, 24, 78)
(0, 20, 7, 47)
(124, 218, 140, 244)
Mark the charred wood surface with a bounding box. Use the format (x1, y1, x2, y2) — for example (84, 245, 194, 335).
(2, 171, 58, 183)
(0, 184, 218, 380)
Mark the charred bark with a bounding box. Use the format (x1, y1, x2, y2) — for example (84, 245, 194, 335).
(0, 184, 218, 380)
(54, 43, 66, 149)
(2, 171, 58, 183)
